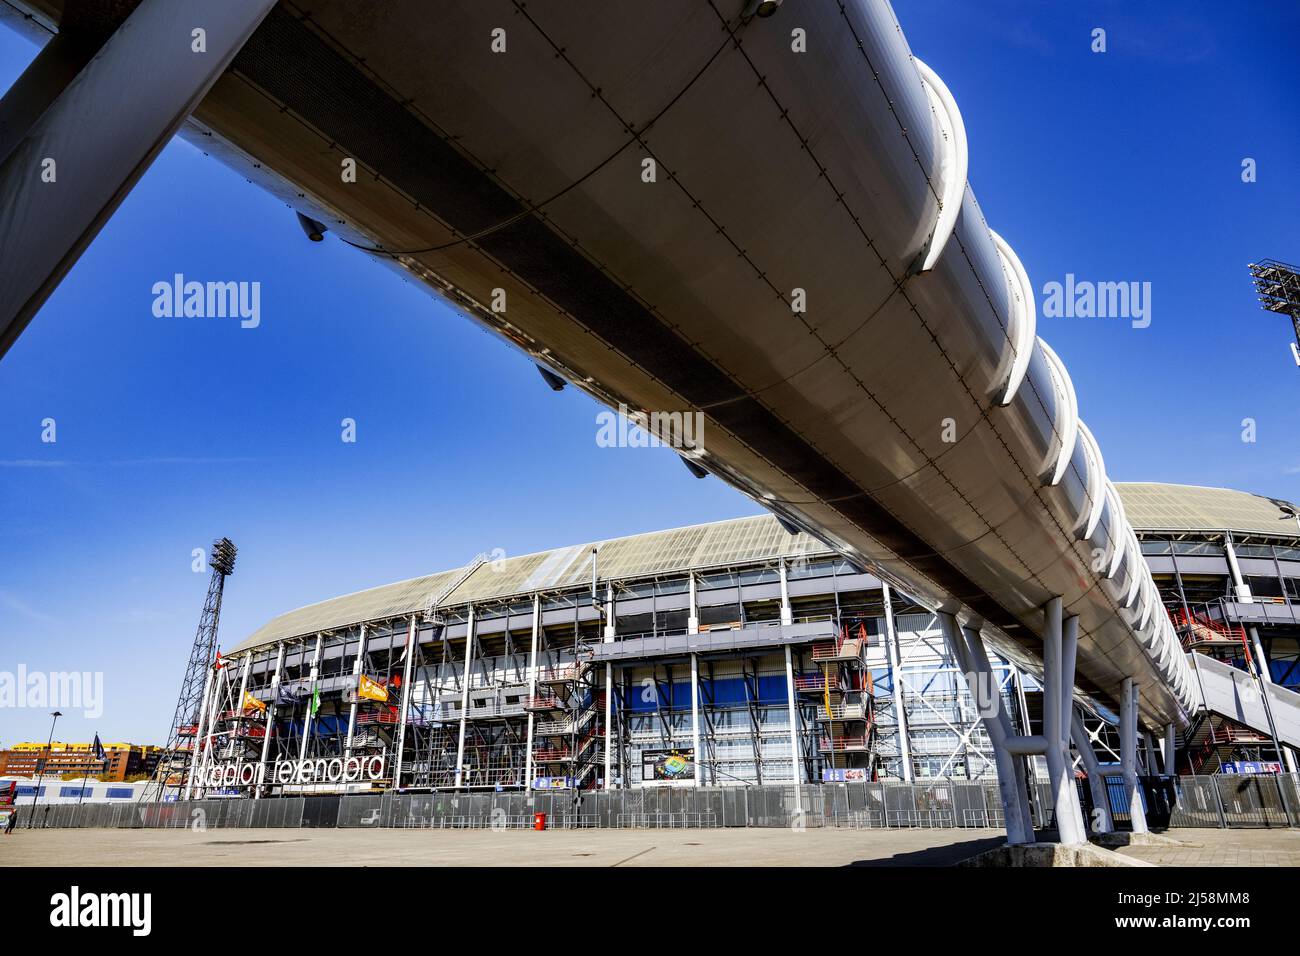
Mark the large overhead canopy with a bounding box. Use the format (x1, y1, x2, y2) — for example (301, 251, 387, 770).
(3, 0, 1199, 726)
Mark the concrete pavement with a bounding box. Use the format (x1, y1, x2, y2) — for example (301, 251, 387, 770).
(3, 826, 1297, 867)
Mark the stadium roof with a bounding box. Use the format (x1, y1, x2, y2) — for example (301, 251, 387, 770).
(232, 515, 828, 652)
(234, 483, 1299, 653)
(1116, 482, 1300, 538)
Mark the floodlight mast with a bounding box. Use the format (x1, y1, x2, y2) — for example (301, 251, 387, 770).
(1248, 259, 1300, 366)
(145, 537, 237, 802)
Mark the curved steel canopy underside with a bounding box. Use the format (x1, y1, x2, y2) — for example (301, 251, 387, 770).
(9, 0, 1197, 726)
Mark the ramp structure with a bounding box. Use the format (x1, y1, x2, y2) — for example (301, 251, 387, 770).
(1191, 652, 1300, 751)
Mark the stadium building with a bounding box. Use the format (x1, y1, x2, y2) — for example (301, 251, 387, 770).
(1124, 484, 1300, 774)
(180, 482, 1300, 799)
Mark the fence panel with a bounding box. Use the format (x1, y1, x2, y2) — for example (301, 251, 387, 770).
(1278, 774, 1300, 826)
(882, 781, 918, 827)
(18, 776, 1296, 831)
(720, 786, 745, 827)
(1168, 777, 1223, 828)
(1215, 775, 1290, 828)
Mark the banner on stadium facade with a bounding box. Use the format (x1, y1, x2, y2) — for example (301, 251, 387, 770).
(822, 768, 868, 783)
(204, 754, 387, 789)
(1221, 761, 1282, 775)
(641, 748, 694, 784)
(356, 674, 388, 703)
(531, 776, 573, 790)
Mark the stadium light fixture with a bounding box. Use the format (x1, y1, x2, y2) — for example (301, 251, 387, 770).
(1248, 259, 1300, 366)
(210, 537, 238, 577)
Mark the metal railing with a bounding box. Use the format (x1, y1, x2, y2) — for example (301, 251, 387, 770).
(15, 774, 1300, 831)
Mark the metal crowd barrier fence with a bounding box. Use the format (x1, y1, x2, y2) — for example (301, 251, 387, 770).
(15, 775, 1300, 831)
(614, 812, 718, 828)
(17, 797, 306, 830)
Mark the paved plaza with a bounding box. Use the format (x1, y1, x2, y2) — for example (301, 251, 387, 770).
(2, 826, 1298, 867)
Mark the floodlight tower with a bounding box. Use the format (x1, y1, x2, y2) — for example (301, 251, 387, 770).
(146, 537, 237, 802)
(1248, 259, 1300, 366)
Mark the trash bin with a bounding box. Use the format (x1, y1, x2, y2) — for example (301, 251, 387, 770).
(533, 812, 546, 831)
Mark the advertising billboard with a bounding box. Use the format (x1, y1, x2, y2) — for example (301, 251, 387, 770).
(641, 748, 695, 784)
(822, 768, 868, 783)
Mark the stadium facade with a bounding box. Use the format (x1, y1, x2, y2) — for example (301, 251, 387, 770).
(171, 482, 1299, 800)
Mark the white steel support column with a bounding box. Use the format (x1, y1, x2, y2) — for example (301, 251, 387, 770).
(1163, 723, 1176, 775)
(882, 582, 912, 782)
(0, 0, 278, 358)
(344, 624, 368, 761)
(1120, 678, 1150, 834)
(1042, 599, 1086, 845)
(192, 663, 226, 799)
(524, 595, 540, 796)
(784, 644, 803, 815)
(690, 652, 702, 786)
(1071, 709, 1113, 834)
(454, 605, 476, 790)
(1059, 614, 1088, 839)
(184, 658, 219, 800)
(687, 574, 699, 634)
(255, 643, 285, 799)
(234, 653, 252, 712)
(964, 624, 1036, 844)
(298, 634, 323, 762)
(778, 559, 793, 626)
(1249, 626, 1270, 680)
(604, 662, 614, 789)
(604, 583, 616, 640)
(392, 616, 417, 788)
(227, 654, 252, 790)
(939, 614, 1033, 844)
(1224, 536, 1253, 603)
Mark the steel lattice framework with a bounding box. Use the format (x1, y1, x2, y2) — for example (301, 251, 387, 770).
(145, 538, 237, 802)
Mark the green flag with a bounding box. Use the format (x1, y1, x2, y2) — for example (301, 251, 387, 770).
(310, 686, 321, 717)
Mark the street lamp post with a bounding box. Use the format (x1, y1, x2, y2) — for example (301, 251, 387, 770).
(31, 710, 63, 824)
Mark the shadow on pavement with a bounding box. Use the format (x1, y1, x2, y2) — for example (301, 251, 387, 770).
(845, 835, 1006, 867)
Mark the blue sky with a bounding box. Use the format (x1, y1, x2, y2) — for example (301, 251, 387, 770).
(1, 2, 1297, 745)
